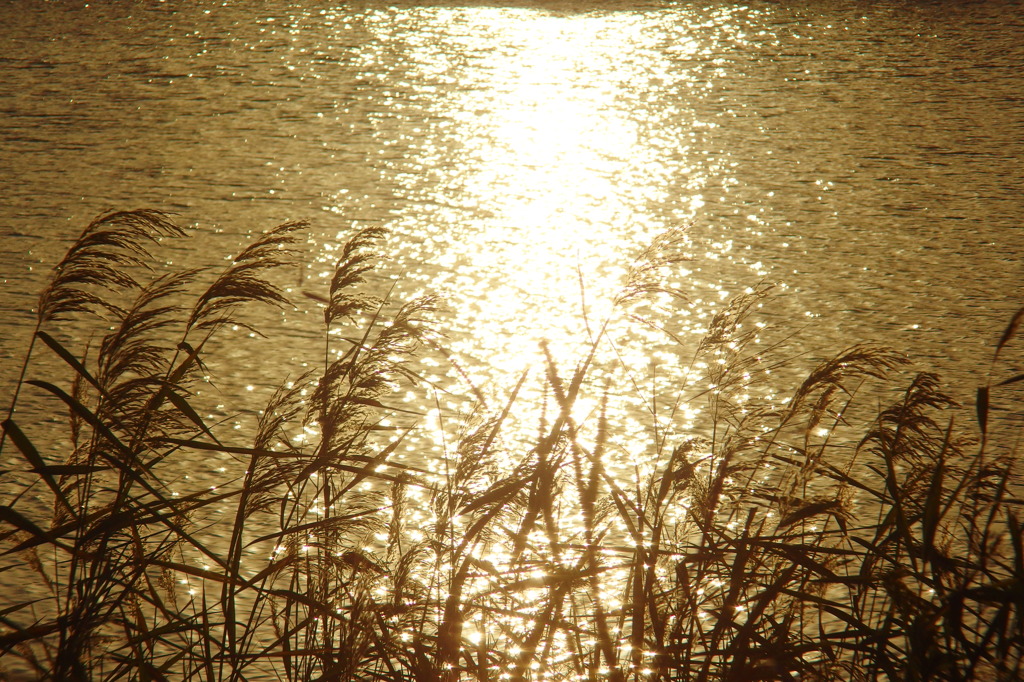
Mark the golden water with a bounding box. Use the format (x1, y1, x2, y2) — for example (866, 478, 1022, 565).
(1, 1, 1023, 677)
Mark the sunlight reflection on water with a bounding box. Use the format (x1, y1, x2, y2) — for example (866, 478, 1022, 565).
(1, 0, 1023, 675)
(312, 6, 768, 450)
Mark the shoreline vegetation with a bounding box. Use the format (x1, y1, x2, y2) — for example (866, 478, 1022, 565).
(1, 210, 1022, 680)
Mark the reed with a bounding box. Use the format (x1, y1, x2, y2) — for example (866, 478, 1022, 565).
(1, 210, 1021, 681)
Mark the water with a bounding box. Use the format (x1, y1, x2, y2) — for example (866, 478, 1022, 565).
(3, 0, 1022, 410)
(1, 0, 1023, 676)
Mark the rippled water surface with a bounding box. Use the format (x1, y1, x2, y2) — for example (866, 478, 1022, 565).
(3, 0, 1022, 408)
(1, 0, 1023, 675)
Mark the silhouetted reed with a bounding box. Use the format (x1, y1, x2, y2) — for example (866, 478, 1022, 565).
(1, 210, 1021, 680)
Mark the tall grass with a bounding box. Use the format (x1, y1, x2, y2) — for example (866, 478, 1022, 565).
(1, 210, 1021, 680)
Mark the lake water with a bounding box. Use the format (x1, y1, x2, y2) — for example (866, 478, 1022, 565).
(1, 0, 1023, 676)
(3, 0, 1023, 413)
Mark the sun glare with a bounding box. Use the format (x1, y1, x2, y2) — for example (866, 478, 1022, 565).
(349, 7, 706, 392)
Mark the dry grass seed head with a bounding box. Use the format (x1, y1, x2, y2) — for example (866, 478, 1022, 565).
(38, 209, 185, 324)
(790, 345, 908, 417)
(615, 226, 691, 309)
(187, 220, 308, 333)
(859, 372, 958, 466)
(326, 226, 388, 327)
(696, 283, 774, 358)
(255, 372, 315, 451)
(93, 271, 201, 429)
(449, 415, 505, 499)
